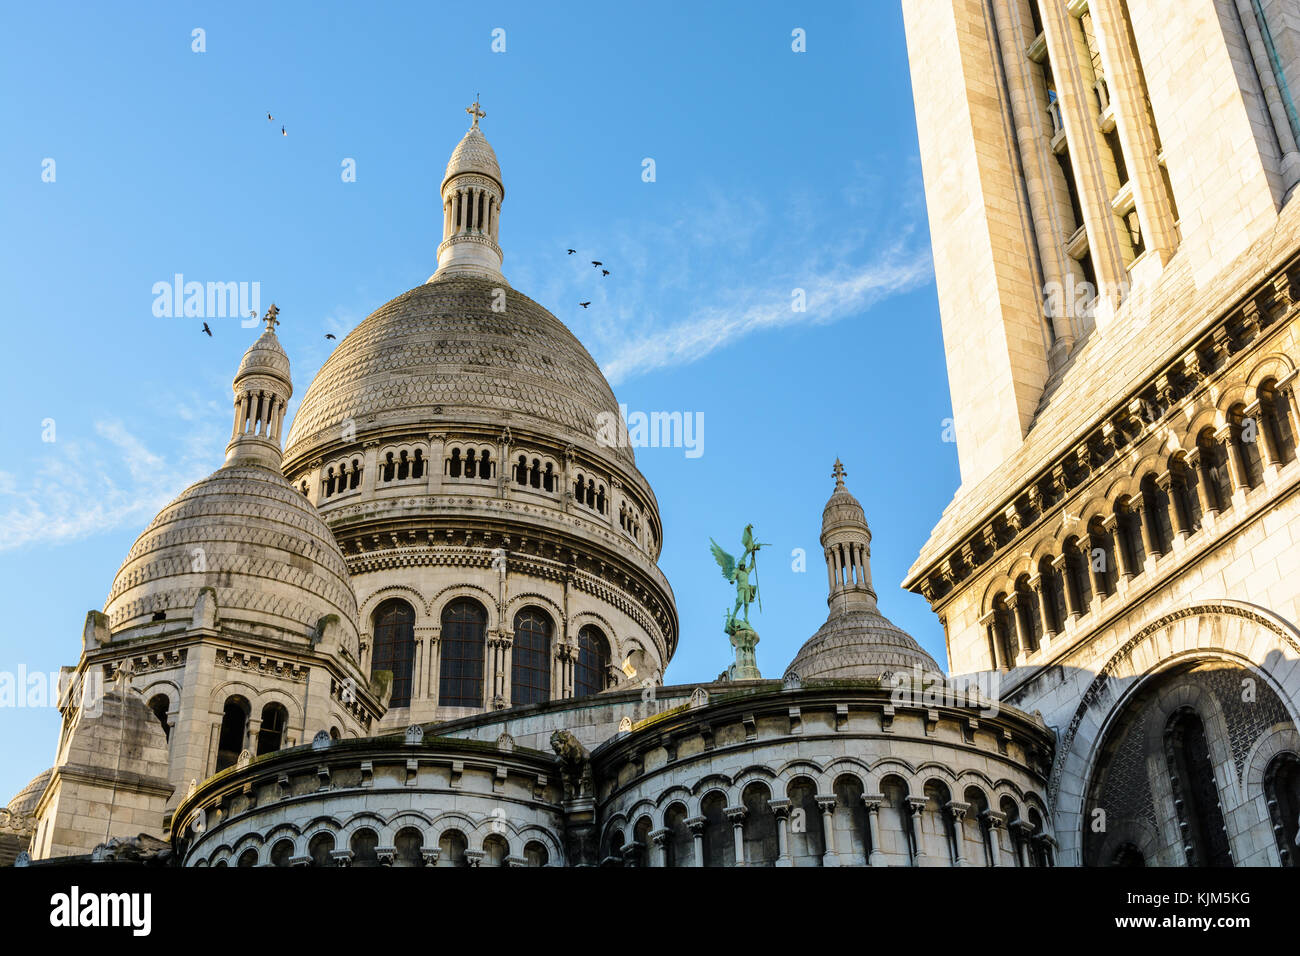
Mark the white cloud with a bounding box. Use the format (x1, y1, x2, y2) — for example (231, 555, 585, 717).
(0, 411, 222, 553)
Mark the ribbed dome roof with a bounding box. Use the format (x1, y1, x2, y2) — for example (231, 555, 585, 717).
(785, 608, 942, 681)
(5, 769, 51, 819)
(284, 274, 632, 465)
(104, 465, 360, 641)
(236, 328, 290, 382)
(443, 126, 502, 191)
(822, 482, 868, 535)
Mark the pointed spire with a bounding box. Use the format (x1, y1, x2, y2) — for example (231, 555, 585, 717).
(225, 306, 293, 470)
(432, 101, 506, 282)
(821, 460, 877, 614)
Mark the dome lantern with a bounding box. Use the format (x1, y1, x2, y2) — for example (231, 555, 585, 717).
(225, 304, 292, 470)
(433, 99, 506, 282)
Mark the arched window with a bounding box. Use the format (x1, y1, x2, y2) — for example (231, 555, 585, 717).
(991, 593, 1017, 665)
(664, 803, 692, 867)
(215, 696, 249, 771)
(1198, 427, 1232, 511)
(148, 694, 170, 741)
(787, 777, 825, 866)
(742, 783, 778, 866)
(1261, 380, 1297, 463)
(350, 829, 379, 867)
(371, 599, 416, 709)
(1165, 708, 1233, 866)
(479, 449, 492, 479)
(1231, 404, 1264, 488)
(1139, 474, 1172, 554)
(394, 828, 423, 867)
(963, 787, 992, 866)
(523, 840, 549, 867)
(237, 848, 258, 867)
(575, 625, 610, 697)
(447, 448, 462, 479)
(1264, 752, 1300, 865)
(382, 452, 395, 482)
(515, 455, 528, 485)
(1114, 498, 1145, 576)
(438, 829, 468, 867)
(440, 599, 486, 708)
(833, 774, 869, 865)
(1064, 536, 1093, 611)
(1087, 518, 1118, 596)
(412, 449, 425, 480)
(308, 832, 335, 867)
(1111, 842, 1146, 866)
(701, 791, 733, 867)
(511, 607, 552, 706)
(349, 459, 362, 489)
(1014, 576, 1041, 654)
(543, 462, 555, 492)
(1170, 457, 1201, 533)
(483, 834, 510, 867)
(270, 838, 294, 867)
(256, 702, 288, 755)
(464, 448, 476, 478)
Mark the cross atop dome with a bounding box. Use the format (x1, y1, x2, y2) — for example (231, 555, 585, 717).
(262, 303, 280, 333)
(832, 458, 847, 488)
(466, 96, 485, 128)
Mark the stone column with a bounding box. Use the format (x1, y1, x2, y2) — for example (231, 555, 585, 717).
(1029, 572, 1055, 646)
(1052, 554, 1081, 619)
(816, 794, 839, 867)
(906, 796, 929, 866)
(1102, 514, 1132, 580)
(725, 805, 747, 866)
(979, 610, 1005, 671)
(1014, 821, 1036, 866)
(649, 829, 669, 868)
(1006, 592, 1030, 663)
(946, 802, 970, 867)
(769, 799, 793, 867)
(862, 795, 884, 866)
(1188, 448, 1218, 517)
(981, 810, 1006, 867)
(1250, 399, 1283, 468)
(427, 433, 446, 494)
(426, 627, 441, 708)
(1083, 538, 1106, 603)
(686, 817, 706, 867)
(1157, 471, 1187, 540)
(1131, 492, 1158, 559)
(1218, 425, 1249, 492)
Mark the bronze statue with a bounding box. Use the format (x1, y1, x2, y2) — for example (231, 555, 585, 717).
(710, 523, 769, 635)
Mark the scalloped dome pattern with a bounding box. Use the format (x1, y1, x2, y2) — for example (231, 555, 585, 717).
(443, 126, 502, 189)
(283, 274, 631, 465)
(105, 465, 359, 638)
(236, 328, 291, 382)
(784, 608, 942, 681)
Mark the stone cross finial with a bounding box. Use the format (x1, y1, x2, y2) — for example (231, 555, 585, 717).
(263, 303, 280, 332)
(832, 458, 847, 487)
(467, 96, 486, 127)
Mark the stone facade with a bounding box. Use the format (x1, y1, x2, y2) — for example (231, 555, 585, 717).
(903, 0, 1300, 866)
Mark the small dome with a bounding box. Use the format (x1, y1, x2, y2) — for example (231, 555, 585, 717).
(785, 608, 942, 682)
(235, 328, 291, 383)
(5, 769, 51, 819)
(443, 126, 502, 192)
(284, 274, 633, 468)
(104, 465, 360, 647)
(822, 481, 868, 536)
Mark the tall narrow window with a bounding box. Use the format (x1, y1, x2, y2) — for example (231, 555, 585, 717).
(440, 599, 486, 708)
(256, 702, 288, 755)
(511, 607, 552, 706)
(1264, 753, 1300, 866)
(215, 697, 248, 771)
(575, 624, 611, 697)
(1165, 709, 1233, 867)
(372, 599, 416, 709)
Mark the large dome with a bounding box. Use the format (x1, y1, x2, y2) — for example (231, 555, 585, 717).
(284, 274, 632, 468)
(104, 464, 360, 640)
(785, 608, 942, 681)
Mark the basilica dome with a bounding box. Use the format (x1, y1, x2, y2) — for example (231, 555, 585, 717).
(283, 275, 631, 469)
(105, 325, 361, 647)
(785, 462, 942, 682)
(443, 125, 503, 191)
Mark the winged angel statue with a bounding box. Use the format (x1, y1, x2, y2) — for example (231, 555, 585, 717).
(709, 524, 769, 635)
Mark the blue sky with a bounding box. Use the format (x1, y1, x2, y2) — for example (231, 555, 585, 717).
(0, 1, 959, 800)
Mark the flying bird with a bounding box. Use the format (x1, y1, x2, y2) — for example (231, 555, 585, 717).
(325, 333, 336, 340)
(267, 112, 273, 121)
(281, 125, 287, 136)
(601, 269, 610, 276)
(201, 322, 212, 337)
(567, 249, 576, 255)
(591, 260, 602, 267)
(579, 302, 591, 309)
